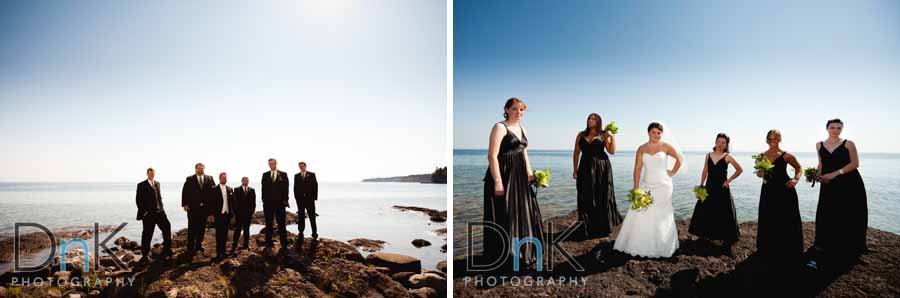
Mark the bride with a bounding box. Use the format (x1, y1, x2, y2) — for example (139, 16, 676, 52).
(614, 122, 684, 258)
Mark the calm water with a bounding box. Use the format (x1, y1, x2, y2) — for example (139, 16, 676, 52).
(0, 182, 447, 272)
(453, 149, 900, 256)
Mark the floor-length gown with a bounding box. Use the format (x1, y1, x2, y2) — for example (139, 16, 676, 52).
(689, 153, 740, 242)
(815, 140, 868, 260)
(576, 136, 623, 238)
(614, 151, 679, 258)
(756, 152, 803, 264)
(483, 122, 544, 267)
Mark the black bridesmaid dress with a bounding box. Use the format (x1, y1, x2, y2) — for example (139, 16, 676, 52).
(815, 140, 868, 260)
(483, 122, 544, 267)
(756, 152, 803, 264)
(576, 135, 623, 238)
(689, 153, 740, 243)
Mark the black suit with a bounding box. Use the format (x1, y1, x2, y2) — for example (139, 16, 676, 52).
(182, 174, 215, 252)
(210, 184, 233, 258)
(294, 171, 318, 239)
(231, 185, 256, 250)
(135, 180, 172, 257)
(261, 170, 289, 249)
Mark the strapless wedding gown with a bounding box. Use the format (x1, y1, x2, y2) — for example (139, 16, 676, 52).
(613, 151, 679, 258)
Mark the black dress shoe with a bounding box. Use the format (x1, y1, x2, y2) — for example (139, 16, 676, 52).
(312, 234, 318, 240)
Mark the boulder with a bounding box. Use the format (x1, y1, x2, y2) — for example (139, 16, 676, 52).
(411, 239, 432, 248)
(365, 252, 422, 275)
(409, 272, 446, 292)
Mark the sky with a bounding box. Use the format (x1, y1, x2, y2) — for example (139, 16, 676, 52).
(0, 0, 447, 182)
(454, 0, 900, 153)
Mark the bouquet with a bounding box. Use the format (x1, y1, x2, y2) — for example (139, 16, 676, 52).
(804, 167, 820, 187)
(604, 121, 619, 135)
(628, 188, 653, 211)
(532, 168, 551, 188)
(693, 185, 708, 202)
(751, 154, 774, 179)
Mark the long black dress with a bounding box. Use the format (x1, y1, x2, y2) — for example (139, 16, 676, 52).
(689, 153, 740, 242)
(756, 152, 803, 264)
(576, 135, 623, 238)
(483, 122, 544, 267)
(815, 140, 868, 259)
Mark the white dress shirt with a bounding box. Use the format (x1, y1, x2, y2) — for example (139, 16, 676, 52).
(219, 184, 229, 214)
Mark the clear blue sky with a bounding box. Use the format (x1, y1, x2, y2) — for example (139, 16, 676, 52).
(0, 0, 447, 182)
(454, 0, 900, 153)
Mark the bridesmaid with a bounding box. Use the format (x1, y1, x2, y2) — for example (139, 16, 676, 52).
(755, 129, 804, 266)
(573, 113, 623, 239)
(810, 119, 868, 267)
(483, 97, 544, 269)
(689, 133, 743, 256)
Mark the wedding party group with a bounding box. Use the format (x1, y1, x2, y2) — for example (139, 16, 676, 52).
(134, 158, 319, 263)
(482, 97, 868, 272)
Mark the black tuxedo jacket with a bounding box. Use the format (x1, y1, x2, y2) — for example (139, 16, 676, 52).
(261, 170, 289, 207)
(136, 180, 163, 220)
(233, 185, 256, 217)
(181, 174, 216, 211)
(293, 172, 318, 203)
(208, 184, 234, 216)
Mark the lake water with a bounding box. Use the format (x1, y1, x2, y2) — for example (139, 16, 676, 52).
(453, 149, 900, 256)
(0, 182, 447, 272)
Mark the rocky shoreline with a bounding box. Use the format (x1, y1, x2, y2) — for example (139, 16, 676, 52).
(1, 224, 447, 298)
(0, 204, 449, 298)
(453, 210, 900, 298)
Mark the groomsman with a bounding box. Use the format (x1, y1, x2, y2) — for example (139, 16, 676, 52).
(231, 176, 256, 253)
(209, 172, 233, 261)
(135, 167, 173, 262)
(261, 158, 290, 254)
(293, 161, 318, 248)
(182, 163, 215, 256)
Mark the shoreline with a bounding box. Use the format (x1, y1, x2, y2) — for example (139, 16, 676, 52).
(453, 210, 900, 297)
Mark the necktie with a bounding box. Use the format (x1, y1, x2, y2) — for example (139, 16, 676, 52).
(272, 171, 276, 181)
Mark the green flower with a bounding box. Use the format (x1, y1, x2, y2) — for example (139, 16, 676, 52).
(533, 168, 551, 188)
(751, 154, 774, 174)
(628, 188, 653, 211)
(693, 185, 708, 202)
(804, 167, 820, 186)
(604, 121, 619, 135)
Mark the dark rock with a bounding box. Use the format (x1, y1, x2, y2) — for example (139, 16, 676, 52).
(392, 206, 447, 223)
(391, 271, 416, 288)
(412, 239, 432, 248)
(409, 272, 446, 292)
(409, 286, 438, 298)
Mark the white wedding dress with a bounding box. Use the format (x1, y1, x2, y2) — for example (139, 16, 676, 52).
(613, 151, 679, 258)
